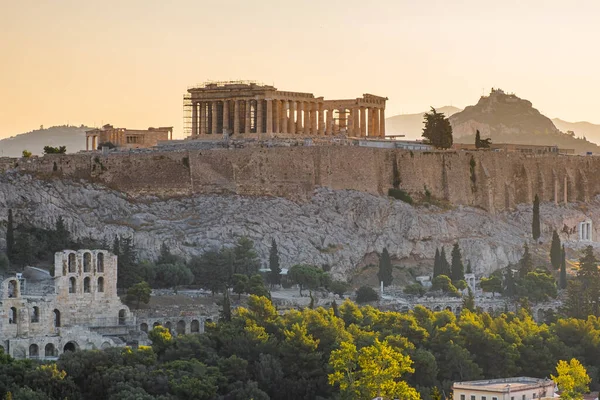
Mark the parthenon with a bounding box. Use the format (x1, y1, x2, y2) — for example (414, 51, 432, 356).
(183, 81, 387, 138)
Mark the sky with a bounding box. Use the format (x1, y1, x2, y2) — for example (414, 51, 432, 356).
(1, 0, 600, 140)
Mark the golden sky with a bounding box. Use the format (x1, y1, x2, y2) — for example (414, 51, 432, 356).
(1, 0, 600, 139)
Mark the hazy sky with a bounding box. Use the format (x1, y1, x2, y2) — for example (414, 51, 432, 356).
(2, 0, 600, 139)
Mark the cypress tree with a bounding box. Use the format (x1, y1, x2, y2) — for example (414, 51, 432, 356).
(451, 243, 465, 282)
(550, 230, 562, 269)
(378, 248, 393, 287)
(433, 248, 441, 278)
(440, 247, 451, 277)
(6, 209, 14, 262)
(504, 266, 516, 297)
(331, 299, 339, 318)
(475, 130, 481, 148)
(532, 194, 541, 240)
(560, 244, 567, 290)
(466, 261, 473, 274)
(519, 243, 533, 278)
(462, 287, 475, 311)
(268, 239, 281, 287)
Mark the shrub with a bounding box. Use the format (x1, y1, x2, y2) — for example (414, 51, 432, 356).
(356, 286, 379, 303)
(404, 283, 426, 297)
(22, 150, 32, 158)
(388, 188, 413, 204)
(43, 146, 66, 154)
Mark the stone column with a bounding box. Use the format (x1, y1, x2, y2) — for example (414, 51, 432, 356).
(257, 99, 264, 134)
(368, 108, 374, 137)
(86, 136, 89, 151)
(304, 103, 310, 135)
(274, 100, 280, 133)
(266, 99, 273, 135)
(245, 100, 251, 133)
(379, 108, 386, 137)
(200, 102, 207, 135)
(373, 107, 380, 137)
(338, 109, 346, 132)
(564, 176, 568, 204)
(223, 101, 230, 134)
(353, 108, 360, 137)
(281, 100, 288, 134)
(327, 109, 334, 135)
(296, 101, 304, 134)
(191, 102, 198, 136)
(211, 102, 218, 135)
(289, 101, 296, 134)
(347, 109, 354, 135)
(311, 103, 317, 134)
(360, 107, 366, 137)
(318, 103, 325, 135)
(233, 100, 240, 134)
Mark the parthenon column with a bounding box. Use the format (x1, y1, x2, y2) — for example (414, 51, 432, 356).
(274, 100, 281, 133)
(379, 108, 386, 137)
(327, 109, 334, 135)
(318, 103, 325, 135)
(353, 108, 360, 137)
(245, 100, 251, 134)
(266, 99, 273, 135)
(233, 100, 240, 134)
(200, 102, 207, 135)
(191, 102, 198, 136)
(372, 107, 380, 137)
(368, 107, 374, 137)
(289, 101, 296, 134)
(282, 100, 288, 134)
(311, 103, 317, 134)
(304, 103, 310, 135)
(257, 99, 264, 134)
(211, 102, 218, 135)
(223, 101, 230, 134)
(347, 109, 354, 135)
(296, 101, 304, 134)
(360, 107, 366, 137)
(339, 109, 346, 132)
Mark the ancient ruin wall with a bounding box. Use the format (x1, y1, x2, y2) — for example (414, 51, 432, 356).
(4, 148, 600, 212)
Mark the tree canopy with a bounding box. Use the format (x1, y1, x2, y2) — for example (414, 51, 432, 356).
(422, 107, 453, 149)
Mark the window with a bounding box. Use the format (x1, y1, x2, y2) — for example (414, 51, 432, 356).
(31, 306, 39, 323)
(97, 253, 104, 273)
(45, 343, 56, 357)
(493, 397, 498, 400)
(8, 280, 18, 298)
(97, 277, 104, 293)
(68, 253, 76, 273)
(118, 309, 126, 325)
(191, 319, 200, 333)
(29, 344, 39, 358)
(482, 396, 486, 400)
(460, 395, 465, 400)
(9, 307, 17, 324)
(523, 395, 526, 400)
(53, 309, 61, 327)
(69, 277, 76, 294)
(83, 277, 91, 293)
(533, 395, 537, 399)
(83, 252, 91, 273)
(471, 396, 476, 400)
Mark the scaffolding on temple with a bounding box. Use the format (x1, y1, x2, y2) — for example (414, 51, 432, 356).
(182, 94, 192, 137)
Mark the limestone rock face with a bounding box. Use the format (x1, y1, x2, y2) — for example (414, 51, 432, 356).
(0, 172, 596, 279)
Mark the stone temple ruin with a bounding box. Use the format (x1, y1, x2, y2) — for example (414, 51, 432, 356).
(0, 249, 208, 360)
(183, 80, 387, 138)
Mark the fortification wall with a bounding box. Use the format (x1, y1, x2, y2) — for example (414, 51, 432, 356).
(3, 147, 599, 212)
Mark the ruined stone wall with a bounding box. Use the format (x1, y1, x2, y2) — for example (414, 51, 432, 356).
(6, 147, 600, 212)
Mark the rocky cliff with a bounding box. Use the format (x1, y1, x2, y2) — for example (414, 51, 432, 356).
(0, 171, 596, 281)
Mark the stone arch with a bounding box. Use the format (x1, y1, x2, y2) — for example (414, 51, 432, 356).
(68, 253, 76, 273)
(577, 169, 589, 202)
(101, 342, 111, 350)
(487, 306, 494, 314)
(53, 309, 61, 327)
(205, 318, 213, 323)
(176, 320, 186, 335)
(97, 277, 104, 293)
(8, 279, 18, 298)
(29, 344, 39, 358)
(434, 305, 441, 312)
(400, 306, 410, 313)
(9, 307, 17, 324)
(97, 253, 104, 273)
(31, 306, 39, 323)
(45, 343, 56, 357)
(118, 309, 127, 325)
(165, 321, 172, 332)
(514, 165, 531, 205)
(63, 341, 79, 353)
(83, 277, 91, 293)
(445, 306, 452, 312)
(455, 306, 462, 316)
(191, 320, 200, 333)
(153, 322, 161, 328)
(140, 323, 148, 333)
(69, 277, 76, 293)
(83, 252, 92, 273)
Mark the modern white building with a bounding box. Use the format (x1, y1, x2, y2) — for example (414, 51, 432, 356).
(453, 377, 556, 400)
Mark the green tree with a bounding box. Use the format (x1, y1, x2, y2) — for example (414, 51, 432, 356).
(551, 230, 562, 269)
(433, 248, 441, 278)
(517, 271, 557, 302)
(422, 107, 453, 149)
(356, 286, 379, 303)
(451, 243, 465, 282)
(126, 281, 152, 308)
(288, 264, 327, 296)
(232, 274, 249, 300)
(475, 130, 491, 149)
(21, 150, 32, 158)
(268, 239, 281, 287)
(189, 249, 231, 295)
(560, 245, 567, 290)
(404, 283, 426, 297)
(247, 274, 270, 298)
(43, 145, 67, 154)
(532, 194, 541, 240)
(440, 247, 451, 278)
(462, 287, 475, 311)
(154, 263, 194, 290)
(329, 280, 350, 298)
(378, 247, 393, 287)
(157, 242, 183, 265)
(232, 236, 260, 276)
(6, 209, 14, 262)
(504, 266, 517, 297)
(519, 243, 533, 278)
(551, 358, 590, 400)
(431, 275, 459, 296)
(565, 246, 600, 317)
(480, 275, 503, 297)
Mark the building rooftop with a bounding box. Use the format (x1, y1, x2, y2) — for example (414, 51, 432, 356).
(453, 377, 554, 392)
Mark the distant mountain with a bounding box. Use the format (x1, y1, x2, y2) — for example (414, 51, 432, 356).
(0, 125, 91, 157)
(385, 106, 462, 140)
(449, 89, 600, 154)
(552, 118, 600, 145)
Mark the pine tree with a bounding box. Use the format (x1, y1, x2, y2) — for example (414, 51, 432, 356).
(462, 287, 475, 311)
(422, 107, 453, 149)
(220, 290, 232, 322)
(532, 194, 541, 240)
(451, 243, 465, 282)
(475, 130, 481, 148)
(519, 243, 533, 279)
(560, 245, 567, 290)
(6, 209, 14, 262)
(433, 248, 441, 278)
(112, 236, 120, 257)
(268, 239, 281, 287)
(378, 248, 393, 287)
(550, 230, 562, 269)
(440, 247, 451, 277)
